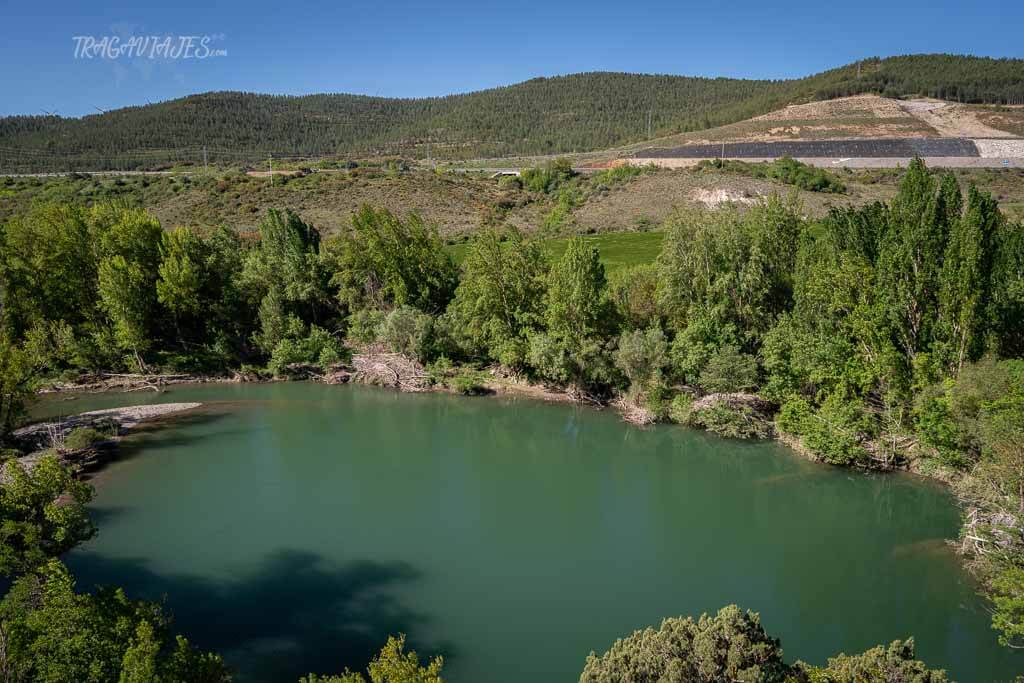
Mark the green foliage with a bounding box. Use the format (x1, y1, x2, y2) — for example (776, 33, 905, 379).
(529, 237, 615, 389)
(806, 639, 948, 682)
(614, 327, 668, 399)
(0, 454, 95, 577)
(698, 344, 760, 393)
(446, 368, 490, 396)
(520, 158, 574, 194)
(243, 209, 335, 355)
(267, 323, 346, 376)
(657, 197, 803, 346)
(578, 605, 793, 683)
(62, 426, 108, 451)
(688, 401, 774, 440)
(0, 333, 34, 438)
(777, 395, 875, 466)
(580, 606, 947, 683)
(447, 228, 548, 368)
(300, 634, 443, 683)
(328, 206, 457, 314)
(346, 309, 386, 346)
(0, 559, 230, 683)
(608, 264, 660, 331)
(5, 55, 1023, 170)
(990, 566, 1024, 649)
(380, 306, 435, 362)
(699, 157, 846, 193)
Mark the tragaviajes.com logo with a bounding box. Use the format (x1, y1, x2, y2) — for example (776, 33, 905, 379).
(72, 35, 227, 60)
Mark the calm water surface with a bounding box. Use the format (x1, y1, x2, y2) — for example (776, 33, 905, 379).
(34, 383, 1020, 681)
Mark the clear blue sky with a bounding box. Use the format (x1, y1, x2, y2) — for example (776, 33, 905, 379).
(2, 0, 1022, 117)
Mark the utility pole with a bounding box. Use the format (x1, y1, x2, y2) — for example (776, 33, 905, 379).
(203, 146, 208, 172)
(647, 109, 653, 139)
(269, 153, 273, 186)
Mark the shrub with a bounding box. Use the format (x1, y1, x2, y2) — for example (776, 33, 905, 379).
(698, 344, 759, 393)
(690, 402, 774, 440)
(346, 309, 385, 346)
(63, 427, 108, 451)
(614, 327, 669, 395)
(268, 325, 347, 376)
(448, 368, 490, 396)
(579, 605, 792, 683)
(778, 394, 875, 465)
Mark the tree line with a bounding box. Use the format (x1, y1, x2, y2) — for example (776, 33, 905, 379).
(2, 54, 1022, 171)
(1, 158, 1024, 678)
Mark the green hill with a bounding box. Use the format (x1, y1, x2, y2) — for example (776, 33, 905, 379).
(1, 54, 1022, 171)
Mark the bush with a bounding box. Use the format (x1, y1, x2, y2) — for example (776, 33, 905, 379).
(614, 327, 668, 396)
(808, 639, 948, 682)
(63, 426, 109, 451)
(690, 402, 774, 440)
(346, 309, 385, 346)
(519, 158, 574, 194)
(448, 368, 490, 396)
(381, 306, 433, 361)
(580, 605, 946, 683)
(268, 325, 347, 376)
(698, 344, 759, 393)
(778, 394, 875, 465)
(579, 605, 792, 683)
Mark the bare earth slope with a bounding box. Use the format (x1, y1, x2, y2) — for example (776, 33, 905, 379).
(898, 99, 1019, 138)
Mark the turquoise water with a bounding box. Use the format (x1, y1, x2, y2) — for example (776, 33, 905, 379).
(36, 382, 1019, 681)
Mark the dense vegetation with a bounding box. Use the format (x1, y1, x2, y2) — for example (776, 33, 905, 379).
(697, 157, 847, 193)
(2, 157, 1024, 677)
(579, 605, 947, 682)
(2, 55, 1022, 171)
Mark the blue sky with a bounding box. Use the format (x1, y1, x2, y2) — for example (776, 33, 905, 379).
(2, 0, 1022, 117)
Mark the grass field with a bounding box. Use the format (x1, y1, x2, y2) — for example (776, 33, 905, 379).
(447, 230, 664, 274)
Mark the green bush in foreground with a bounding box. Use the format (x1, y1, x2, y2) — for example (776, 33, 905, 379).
(0, 559, 229, 683)
(300, 635, 443, 683)
(579, 605, 947, 683)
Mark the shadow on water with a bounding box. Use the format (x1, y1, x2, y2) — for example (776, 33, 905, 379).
(67, 548, 450, 681)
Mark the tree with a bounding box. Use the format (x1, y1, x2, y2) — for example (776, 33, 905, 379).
(300, 634, 443, 683)
(614, 327, 668, 401)
(698, 344, 759, 393)
(528, 238, 615, 390)
(0, 559, 229, 683)
(657, 197, 802, 347)
(158, 228, 206, 325)
(0, 333, 34, 439)
(807, 639, 948, 682)
(579, 606, 947, 683)
(875, 159, 948, 367)
(446, 228, 548, 368)
(242, 209, 336, 355)
(579, 605, 793, 683)
(934, 185, 1000, 374)
(98, 255, 155, 369)
(0, 454, 95, 577)
(327, 206, 457, 315)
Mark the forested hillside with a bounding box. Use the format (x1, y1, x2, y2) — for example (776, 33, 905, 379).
(2, 54, 1022, 171)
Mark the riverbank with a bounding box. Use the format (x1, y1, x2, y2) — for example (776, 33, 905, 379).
(28, 357, 950, 486)
(48, 379, 1014, 682)
(8, 402, 202, 476)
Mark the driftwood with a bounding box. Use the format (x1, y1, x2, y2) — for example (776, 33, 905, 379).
(351, 353, 431, 392)
(42, 373, 195, 394)
(691, 392, 774, 414)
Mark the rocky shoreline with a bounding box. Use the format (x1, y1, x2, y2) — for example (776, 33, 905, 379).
(9, 403, 202, 477)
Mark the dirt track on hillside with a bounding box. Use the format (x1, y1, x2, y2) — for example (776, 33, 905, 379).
(900, 99, 1017, 138)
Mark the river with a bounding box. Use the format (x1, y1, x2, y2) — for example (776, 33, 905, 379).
(32, 382, 1019, 681)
